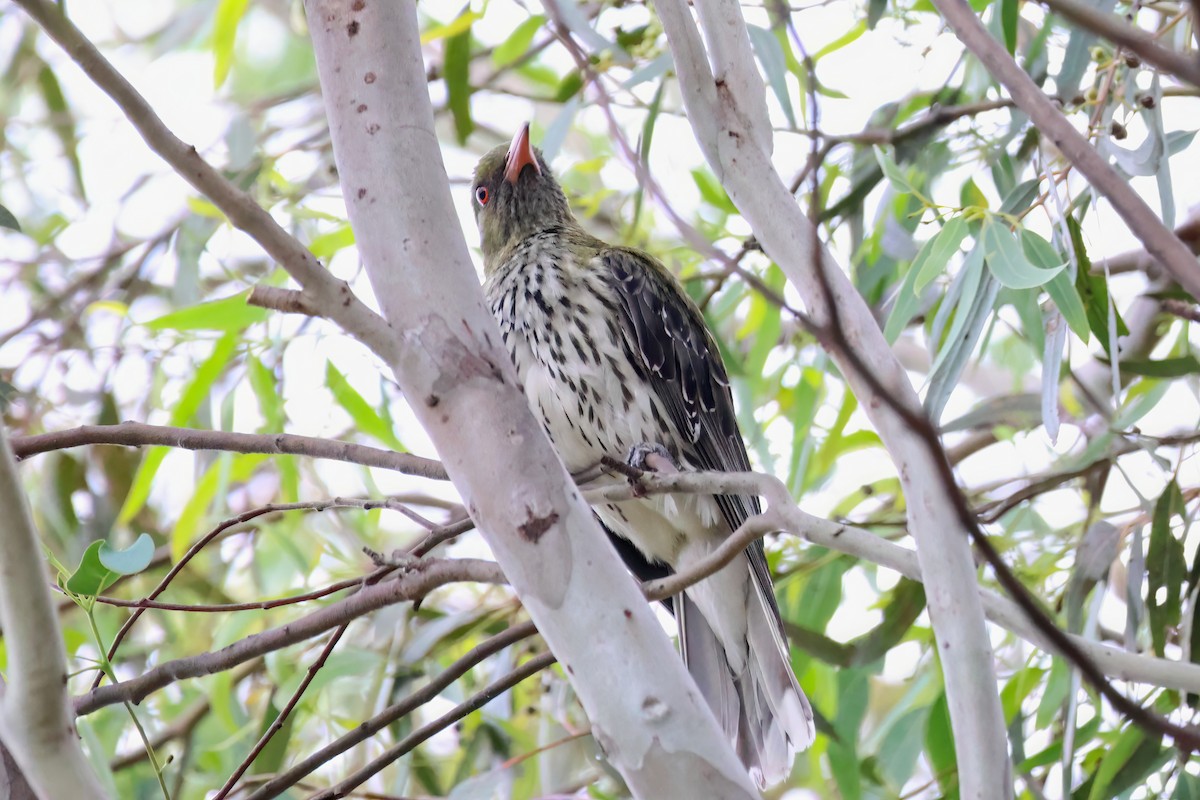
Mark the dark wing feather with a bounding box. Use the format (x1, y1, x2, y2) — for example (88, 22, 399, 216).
(603, 249, 781, 627)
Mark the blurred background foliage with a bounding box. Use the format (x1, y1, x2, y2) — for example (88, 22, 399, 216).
(1, 0, 1199, 796)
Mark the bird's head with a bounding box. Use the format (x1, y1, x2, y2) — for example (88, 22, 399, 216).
(472, 124, 573, 272)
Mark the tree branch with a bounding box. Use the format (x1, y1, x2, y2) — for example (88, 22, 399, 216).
(0, 425, 109, 797)
(655, 0, 1015, 793)
(10, 0, 405, 367)
(1037, 0, 1200, 87)
(11, 421, 447, 480)
(309, 651, 557, 800)
(299, 0, 763, 794)
(244, 620, 540, 799)
(932, 0, 1200, 299)
(73, 557, 506, 715)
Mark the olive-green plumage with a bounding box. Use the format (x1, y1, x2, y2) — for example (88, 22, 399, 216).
(472, 126, 814, 786)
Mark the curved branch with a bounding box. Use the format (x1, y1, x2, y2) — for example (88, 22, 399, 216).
(73, 557, 506, 715)
(587, 471, 1200, 694)
(11, 422, 447, 480)
(310, 652, 557, 800)
(10, 0, 404, 366)
(0, 427, 108, 797)
(244, 619, 539, 799)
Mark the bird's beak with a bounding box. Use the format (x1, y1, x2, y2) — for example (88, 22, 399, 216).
(504, 123, 540, 185)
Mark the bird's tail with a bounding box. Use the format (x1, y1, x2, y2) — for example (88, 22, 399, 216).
(736, 573, 814, 786)
(678, 562, 815, 787)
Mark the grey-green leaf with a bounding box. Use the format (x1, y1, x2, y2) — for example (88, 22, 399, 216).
(913, 216, 969, 292)
(983, 218, 1064, 289)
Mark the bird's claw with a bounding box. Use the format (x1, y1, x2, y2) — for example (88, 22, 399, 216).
(626, 442, 678, 475)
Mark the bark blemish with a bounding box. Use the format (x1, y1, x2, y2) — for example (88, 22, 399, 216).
(518, 507, 559, 542)
(641, 696, 669, 722)
(364, 71, 376, 84)
(347, 19, 359, 37)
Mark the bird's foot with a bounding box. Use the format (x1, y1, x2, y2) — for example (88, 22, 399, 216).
(622, 442, 678, 498)
(626, 441, 679, 475)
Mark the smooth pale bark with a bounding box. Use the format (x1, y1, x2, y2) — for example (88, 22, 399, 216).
(653, 0, 1014, 796)
(302, 0, 760, 795)
(0, 428, 110, 799)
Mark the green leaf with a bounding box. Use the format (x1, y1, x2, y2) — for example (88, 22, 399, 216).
(873, 146, 920, 197)
(1021, 230, 1089, 340)
(554, 70, 584, 103)
(960, 177, 988, 210)
(1000, 0, 1018, 55)
(1175, 773, 1200, 799)
(247, 355, 284, 431)
(797, 558, 850, 632)
(982, 218, 1063, 289)
(0, 203, 20, 232)
(993, 177, 1041, 215)
(309, 223, 356, 259)
(1068, 215, 1128, 354)
(65, 534, 155, 596)
(1110, 355, 1200, 378)
(691, 168, 736, 215)
(36, 64, 85, 199)
(913, 216, 969, 292)
(1148, 481, 1186, 656)
(325, 361, 404, 451)
(422, 9, 482, 43)
(493, 16, 544, 67)
(850, 579, 925, 665)
(883, 255, 924, 344)
(929, 242, 985, 375)
(444, 11, 474, 144)
(1087, 725, 1144, 800)
(925, 691, 957, 793)
(747, 25, 796, 128)
(142, 290, 269, 332)
(814, 21, 866, 60)
(99, 532, 155, 575)
(172, 453, 267, 561)
(118, 332, 240, 524)
(631, 78, 667, 229)
(866, 0, 888, 28)
(212, 0, 250, 88)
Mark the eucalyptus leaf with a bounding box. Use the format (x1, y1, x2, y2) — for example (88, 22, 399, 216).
(747, 25, 796, 128)
(913, 216, 969, 292)
(982, 218, 1064, 289)
(65, 534, 155, 596)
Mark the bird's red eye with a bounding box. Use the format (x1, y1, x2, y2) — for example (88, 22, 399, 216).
(475, 186, 489, 206)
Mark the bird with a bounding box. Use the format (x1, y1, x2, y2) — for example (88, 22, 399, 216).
(471, 124, 814, 786)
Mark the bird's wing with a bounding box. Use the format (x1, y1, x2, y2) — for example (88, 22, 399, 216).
(602, 248, 780, 623)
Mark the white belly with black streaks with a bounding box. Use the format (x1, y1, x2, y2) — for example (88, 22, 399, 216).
(485, 233, 724, 566)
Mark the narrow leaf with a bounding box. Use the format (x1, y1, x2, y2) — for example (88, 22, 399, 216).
(1147, 481, 1186, 656)
(212, 0, 250, 88)
(492, 16, 543, 67)
(982, 218, 1063, 289)
(142, 290, 268, 332)
(913, 216, 969, 292)
(444, 12, 474, 144)
(421, 10, 481, 43)
(325, 361, 404, 451)
(747, 25, 796, 128)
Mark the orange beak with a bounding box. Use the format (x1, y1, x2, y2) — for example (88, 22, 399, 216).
(504, 123, 540, 185)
